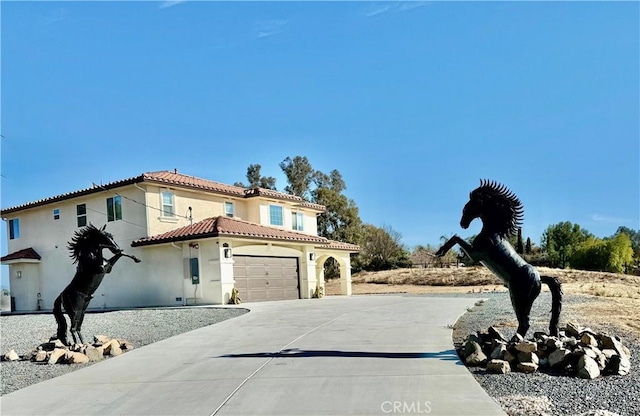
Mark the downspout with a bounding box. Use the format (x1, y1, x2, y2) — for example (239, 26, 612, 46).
(170, 242, 186, 306)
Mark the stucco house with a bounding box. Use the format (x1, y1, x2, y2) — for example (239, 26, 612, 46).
(1, 170, 359, 312)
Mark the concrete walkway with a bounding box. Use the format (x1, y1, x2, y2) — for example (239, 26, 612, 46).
(0, 295, 505, 416)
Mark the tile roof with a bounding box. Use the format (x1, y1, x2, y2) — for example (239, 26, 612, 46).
(1, 170, 326, 214)
(1, 247, 42, 262)
(317, 241, 361, 251)
(132, 216, 333, 247)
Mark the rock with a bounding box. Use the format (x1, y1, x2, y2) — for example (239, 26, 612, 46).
(4, 350, 20, 361)
(515, 341, 537, 353)
(606, 354, 631, 376)
(84, 346, 104, 362)
(67, 351, 89, 364)
(490, 344, 507, 360)
(119, 339, 135, 351)
(48, 348, 67, 365)
(578, 355, 601, 379)
(602, 349, 617, 360)
(464, 342, 488, 367)
(33, 350, 48, 362)
(94, 335, 111, 345)
(517, 362, 538, 373)
(107, 344, 122, 357)
(546, 337, 563, 351)
(487, 359, 511, 374)
(488, 326, 507, 343)
(517, 351, 540, 366)
(548, 348, 570, 368)
(564, 322, 581, 338)
(504, 350, 518, 365)
(580, 333, 598, 347)
(510, 333, 524, 343)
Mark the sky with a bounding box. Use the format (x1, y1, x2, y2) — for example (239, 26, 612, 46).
(1, 1, 639, 288)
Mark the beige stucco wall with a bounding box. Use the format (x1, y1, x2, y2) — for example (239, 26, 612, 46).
(3, 186, 148, 310)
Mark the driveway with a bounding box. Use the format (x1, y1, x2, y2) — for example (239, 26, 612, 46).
(0, 295, 505, 416)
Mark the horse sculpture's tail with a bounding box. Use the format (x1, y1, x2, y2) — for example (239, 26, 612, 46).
(53, 294, 68, 343)
(540, 276, 563, 336)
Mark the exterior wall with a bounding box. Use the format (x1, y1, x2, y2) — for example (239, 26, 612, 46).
(142, 185, 248, 235)
(256, 200, 319, 236)
(315, 251, 353, 296)
(3, 186, 148, 310)
(7, 263, 41, 311)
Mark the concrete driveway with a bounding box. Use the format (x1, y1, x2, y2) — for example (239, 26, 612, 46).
(0, 295, 505, 416)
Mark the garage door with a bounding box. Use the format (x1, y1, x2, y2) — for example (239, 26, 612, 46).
(233, 256, 300, 302)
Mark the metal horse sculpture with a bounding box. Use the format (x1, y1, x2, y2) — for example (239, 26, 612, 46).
(435, 180, 562, 337)
(53, 224, 141, 345)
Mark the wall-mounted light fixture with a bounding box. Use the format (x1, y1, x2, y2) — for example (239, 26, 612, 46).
(189, 242, 199, 249)
(309, 253, 316, 261)
(224, 248, 232, 258)
(16, 271, 22, 279)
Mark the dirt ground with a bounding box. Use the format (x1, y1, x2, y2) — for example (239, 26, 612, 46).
(324, 266, 640, 338)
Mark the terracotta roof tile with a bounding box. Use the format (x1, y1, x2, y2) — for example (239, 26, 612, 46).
(2, 170, 326, 214)
(132, 216, 330, 247)
(1, 247, 42, 262)
(318, 241, 361, 251)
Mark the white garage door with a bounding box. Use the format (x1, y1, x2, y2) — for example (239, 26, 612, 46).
(233, 256, 300, 302)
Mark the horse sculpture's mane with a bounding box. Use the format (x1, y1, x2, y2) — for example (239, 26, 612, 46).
(472, 179, 524, 238)
(67, 224, 114, 264)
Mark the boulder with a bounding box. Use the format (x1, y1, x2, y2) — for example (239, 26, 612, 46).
(564, 322, 581, 338)
(33, 350, 48, 362)
(546, 337, 563, 351)
(578, 355, 601, 379)
(488, 326, 507, 343)
(84, 346, 104, 362)
(606, 354, 631, 376)
(503, 350, 518, 365)
(580, 333, 598, 347)
(48, 348, 67, 365)
(517, 351, 540, 366)
(490, 344, 507, 360)
(487, 359, 511, 374)
(4, 350, 20, 361)
(515, 341, 537, 353)
(119, 340, 135, 351)
(67, 351, 89, 364)
(464, 342, 488, 367)
(548, 348, 570, 368)
(517, 362, 538, 373)
(94, 335, 111, 345)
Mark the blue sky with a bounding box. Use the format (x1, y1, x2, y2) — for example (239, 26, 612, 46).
(1, 1, 638, 287)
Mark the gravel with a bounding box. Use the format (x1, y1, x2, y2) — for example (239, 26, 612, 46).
(0, 307, 248, 396)
(452, 292, 640, 416)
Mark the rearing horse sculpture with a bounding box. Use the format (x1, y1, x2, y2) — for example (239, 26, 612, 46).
(53, 224, 140, 345)
(435, 180, 562, 337)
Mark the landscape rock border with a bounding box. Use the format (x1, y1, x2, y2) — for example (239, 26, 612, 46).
(2, 335, 134, 365)
(459, 323, 631, 379)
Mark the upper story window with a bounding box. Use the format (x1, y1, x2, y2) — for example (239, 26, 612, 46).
(269, 205, 283, 226)
(292, 212, 304, 231)
(224, 202, 234, 218)
(161, 191, 175, 217)
(9, 219, 20, 240)
(107, 196, 122, 222)
(53, 209, 60, 220)
(77, 204, 87, 227)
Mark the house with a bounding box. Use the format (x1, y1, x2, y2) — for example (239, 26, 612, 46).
(1, 170, 359, 312)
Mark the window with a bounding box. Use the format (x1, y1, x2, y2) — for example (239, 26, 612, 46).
(53, 209, 60, 220)
(269, 205, 283, 226)
(106, 196, 122, 222)
(161, 191, 175, 217)
(9, 219, 20, 240)
(292, 212, 304, 231)
(77, 204, 87, 227)
(224, 202, 234, 218)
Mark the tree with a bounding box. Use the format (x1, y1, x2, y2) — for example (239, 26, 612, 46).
(234, 164, 277, 190)
(571, 233, 633, 273)
(541, 221, 592, 268)
(516, 228, 524, 254)
(354, 224, 411, 271)
(279, 156, 314, 199)
(412, 245, 436, 268)
(614, 226, 640, 259)
(312, 170, 362, 243)
(525, 237, 532, 254)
